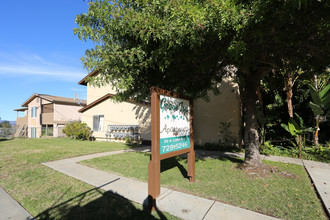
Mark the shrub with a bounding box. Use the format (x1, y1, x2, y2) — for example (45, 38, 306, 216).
(62, 122, 91, 140)
(260, 141, 330, 163)
(124, 135, 132, 144)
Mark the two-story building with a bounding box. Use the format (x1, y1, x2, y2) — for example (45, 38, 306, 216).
(14, 94, 86, 138)
(78, 71, 242, 147)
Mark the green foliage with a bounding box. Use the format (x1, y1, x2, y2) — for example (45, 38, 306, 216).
(62, 122, 92, 140)
(313, 143, 330, 161)
(74, 0, 243, 100)
(124, 135, 132, 144)
(75, 0, 330, 163)
(309, 83, 330, 118)
(75, 1, 329, 101)
(260, 141, 294, 156)
(259, 70, 330, 146)
(260, 142, 330, 163)
(0, 121, 12, 128)
(281, 113, 313, 137)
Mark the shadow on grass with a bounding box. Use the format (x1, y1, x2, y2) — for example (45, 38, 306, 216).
(161, 157, 189, 179)
(175, 150, 244, 165)
(216, 155, 244, 164)
(159, 151, 245, 179)
(34, 180, 167, 220)
(0, 138, 13, 142)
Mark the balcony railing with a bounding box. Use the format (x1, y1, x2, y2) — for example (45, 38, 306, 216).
(16, 116, 28, 126)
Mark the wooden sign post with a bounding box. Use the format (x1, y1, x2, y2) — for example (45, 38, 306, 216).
(148, 87, 195, 209)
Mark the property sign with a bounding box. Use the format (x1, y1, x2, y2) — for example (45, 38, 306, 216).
(148, 87, 195, 210)
(160, 95, 190, 154)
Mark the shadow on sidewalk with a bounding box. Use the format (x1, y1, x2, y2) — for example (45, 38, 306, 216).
(34, 180, 167, 220)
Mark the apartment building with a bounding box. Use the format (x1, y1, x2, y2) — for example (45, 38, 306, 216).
(14, 94, 86, 138)
(78, 71, 241, 146)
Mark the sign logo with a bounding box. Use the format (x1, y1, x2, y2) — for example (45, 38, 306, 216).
(160, 95, 190, 154)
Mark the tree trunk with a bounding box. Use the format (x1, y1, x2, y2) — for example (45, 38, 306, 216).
(313, 74, 319, 148)
(241, 72, 263, 167)
(285, 74, 294, 118)
(256, 86, 265, 145)
(285, 73, 301, 148)
(298, 135, 302, 158)
(313, 116, 320, 148)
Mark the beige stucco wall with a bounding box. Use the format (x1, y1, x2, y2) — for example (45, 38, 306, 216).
(87, 83, 117, 104)
(53, 124, 66, 137)
(82, 77, 241, 145)
(27, 97, 42, 138)
(53, 104, 82, 123)
(194, 77, 241, 146)
(81, 99, 151, 141)
(52, 104, 82, 138)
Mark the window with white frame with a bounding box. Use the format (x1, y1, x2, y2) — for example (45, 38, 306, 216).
(93, 115, 104, 131)
(31, 106, 37, 118)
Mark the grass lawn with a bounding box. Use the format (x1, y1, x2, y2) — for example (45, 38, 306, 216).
(81, 151, 327, 220)
(0, 138, 177, 220)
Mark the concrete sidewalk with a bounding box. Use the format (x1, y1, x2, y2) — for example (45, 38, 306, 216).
(0, 187, 34, 220)
(42, 147, 278, 220)
(302, 159, 330, 216)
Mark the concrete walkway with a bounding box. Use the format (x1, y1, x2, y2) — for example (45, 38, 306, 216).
(0, 187, 34, 220)
(302, 159, 330, 216)
(42, 147, 278, 220)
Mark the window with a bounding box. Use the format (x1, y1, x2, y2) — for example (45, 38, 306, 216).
(31, 127, 37, 138)
(42, 125, 53, 137)
(31, 106, 37, 118)
(93, 115, 104, 131)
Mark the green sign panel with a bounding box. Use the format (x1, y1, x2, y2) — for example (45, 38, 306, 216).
(160, 136, 190, 154)
(160, 95, 190, 155)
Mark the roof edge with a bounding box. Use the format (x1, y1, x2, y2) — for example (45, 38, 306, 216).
(21, 93, 39, 107)
(13, 107, 28, 112)
(79, 93, 114, 113)
(21, 93, 87, 107)
(78, 94, 150, 113)
(78, 69, 99, 86)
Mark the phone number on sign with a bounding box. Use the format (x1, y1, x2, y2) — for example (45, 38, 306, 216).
(161, 142, 189, 153)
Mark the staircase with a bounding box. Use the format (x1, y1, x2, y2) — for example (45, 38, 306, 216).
(19, 125, 28, 137)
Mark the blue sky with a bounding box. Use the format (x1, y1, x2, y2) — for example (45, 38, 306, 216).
(0, 0, 94, 121)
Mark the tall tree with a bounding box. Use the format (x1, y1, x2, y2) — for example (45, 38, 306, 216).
(75, 0, 330, 167)
(0, 121, 12, 128)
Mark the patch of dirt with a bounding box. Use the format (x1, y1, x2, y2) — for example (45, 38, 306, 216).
(181, 209, 190, 214)
(238, 163, 297, 179)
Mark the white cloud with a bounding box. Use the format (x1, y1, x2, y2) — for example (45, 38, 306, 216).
(0, 65, 84, 79)
(0, 51, 86, 81)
